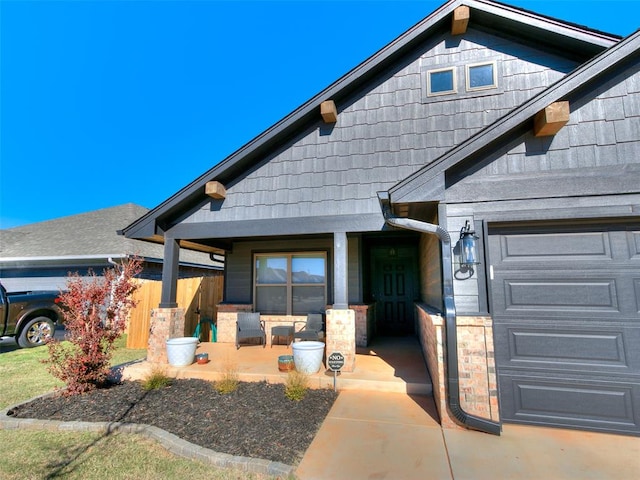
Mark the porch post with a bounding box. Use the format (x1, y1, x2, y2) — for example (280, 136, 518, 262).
(159, 238, 180, 308)
(148, 236, 185, 364)
(333, 231, 348, 309)
(327, 231, 356, 372)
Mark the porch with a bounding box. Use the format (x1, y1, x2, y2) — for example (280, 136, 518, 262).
(121, 336, 432, 395)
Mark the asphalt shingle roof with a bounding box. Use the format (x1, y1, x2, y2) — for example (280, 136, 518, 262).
(0, 204, 218, 267)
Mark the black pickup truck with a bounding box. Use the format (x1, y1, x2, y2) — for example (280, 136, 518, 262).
(0, 282, 63, 348)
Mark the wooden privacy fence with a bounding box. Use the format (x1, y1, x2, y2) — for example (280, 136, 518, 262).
(126, 275, 224, 349)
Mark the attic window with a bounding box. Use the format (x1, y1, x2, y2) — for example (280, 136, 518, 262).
(466, 62, 497, 91)
(421, 59, 501, 103)
(427, 67, 456, 96)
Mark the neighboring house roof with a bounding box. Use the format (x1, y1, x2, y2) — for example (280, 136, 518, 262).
(0, 203, 222, 269)
(122, 0, 620, 245)
(390, 28, 640, 203)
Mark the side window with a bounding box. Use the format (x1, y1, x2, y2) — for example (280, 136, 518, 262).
(427, 67, 456, 96)
(466, 62, 497, 91)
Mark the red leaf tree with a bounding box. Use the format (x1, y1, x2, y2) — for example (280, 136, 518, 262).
(45, 257, 142, 395)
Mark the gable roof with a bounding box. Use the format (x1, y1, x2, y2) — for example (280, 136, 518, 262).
(0, 204, 220, 268)
(389, 28, 640, 203)
(122, 0, 620, 245)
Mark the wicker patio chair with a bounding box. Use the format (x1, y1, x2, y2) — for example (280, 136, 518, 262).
(294, 313, 324, 341)
(236, 312, 266, 349)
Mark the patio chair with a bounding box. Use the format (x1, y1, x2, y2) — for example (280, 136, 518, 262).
(236, 312, 266, 349)
(294, 313, 324, 341)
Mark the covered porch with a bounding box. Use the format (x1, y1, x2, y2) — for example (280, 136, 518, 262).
(121, 336, 432, 395)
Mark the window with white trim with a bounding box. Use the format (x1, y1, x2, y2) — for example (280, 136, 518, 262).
(466, 62, 497, 91)
(421, 59, 501, 103)
(254, 253, 326, 315)
(427, 67, 456, 96)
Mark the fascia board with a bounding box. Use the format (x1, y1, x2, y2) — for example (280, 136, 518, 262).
(466, 0, 619, 48)
(166, 213, 386, 240)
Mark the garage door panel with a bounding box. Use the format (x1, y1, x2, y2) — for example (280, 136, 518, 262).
(489, 220, 640, 435)
(492, 272, 639, 317)
(499, 374, 640, 434)
(494, 323, 640, 374)
(498, 231, 612, 262)
(505, 278, 618, 311)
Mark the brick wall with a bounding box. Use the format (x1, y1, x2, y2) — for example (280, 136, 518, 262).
(147, 308, 186, 364)
(351, 304, 374, 347)
(326, 308, 356, 372)
(457, 316, 499, 421)
(416, 305, 499, 429)
(216, 304, 253, 344)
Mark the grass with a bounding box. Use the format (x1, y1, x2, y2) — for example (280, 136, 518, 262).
(0, 430, 272, 480)
(0, 335, 278, 480)
(285, 370, 309, 401)
(141, 366, 173, 391)
(214, 361, 239, 394)
(0, 335, 146, 410)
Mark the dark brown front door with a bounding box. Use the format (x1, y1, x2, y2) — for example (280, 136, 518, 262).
(372, 255, 416, 335)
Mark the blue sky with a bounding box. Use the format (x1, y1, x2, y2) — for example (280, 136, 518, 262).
(1, 0, 639, 229)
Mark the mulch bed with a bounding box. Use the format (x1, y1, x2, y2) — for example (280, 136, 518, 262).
(8, 379, 338, 466)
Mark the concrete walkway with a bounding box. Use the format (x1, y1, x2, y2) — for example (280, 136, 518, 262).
(295, 390, 640, 480)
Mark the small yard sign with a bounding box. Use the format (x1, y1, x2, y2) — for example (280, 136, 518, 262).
(327, 352, 345, 372)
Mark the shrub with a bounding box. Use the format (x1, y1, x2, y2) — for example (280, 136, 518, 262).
(214, 362, 239, 394)
(45, 257, 142, 396)
(285, 370, 309, 401)
(142, 367, 173, 391)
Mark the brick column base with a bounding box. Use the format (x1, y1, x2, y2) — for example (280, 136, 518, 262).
(147, 308, 186, 364)
(325, 309, 356, 372)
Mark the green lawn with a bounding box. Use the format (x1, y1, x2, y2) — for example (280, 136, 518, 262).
(0, 336, 276, 480)
(0, 335, 145, 410)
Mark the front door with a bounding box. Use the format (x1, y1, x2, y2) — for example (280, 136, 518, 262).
(371, 254, 417, 335)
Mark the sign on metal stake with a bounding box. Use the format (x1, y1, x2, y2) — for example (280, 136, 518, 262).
(327, 352, 345, 391)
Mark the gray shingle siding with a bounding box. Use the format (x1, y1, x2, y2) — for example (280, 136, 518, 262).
(458, 65, 640, 185)
(180, 28, 577, 228)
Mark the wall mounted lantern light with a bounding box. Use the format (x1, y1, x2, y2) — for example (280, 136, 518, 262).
(458, 220, 480, 275)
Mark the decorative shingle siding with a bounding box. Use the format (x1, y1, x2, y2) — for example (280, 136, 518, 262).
(181, 28, 576, 226)
(467, 68, 640, 179)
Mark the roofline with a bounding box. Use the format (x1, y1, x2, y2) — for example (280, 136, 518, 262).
(389, 28, 640, 203)
(0, 254, 128, 263)
(0, 254, 222, 270)
(122, 0, 621, 240)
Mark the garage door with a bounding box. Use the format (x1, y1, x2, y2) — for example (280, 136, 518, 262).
(488, 220, 640, 436)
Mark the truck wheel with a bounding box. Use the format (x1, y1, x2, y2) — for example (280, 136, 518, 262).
(18, 317, 55, 348)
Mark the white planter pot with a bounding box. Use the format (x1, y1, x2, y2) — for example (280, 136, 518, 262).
(292, 341, 325, 374)
(166, 337, 198, 367)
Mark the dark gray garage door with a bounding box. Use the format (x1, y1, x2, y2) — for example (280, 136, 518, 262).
(488, 219, 640, 436)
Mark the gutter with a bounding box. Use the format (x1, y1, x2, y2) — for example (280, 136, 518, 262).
(378, 192, 501, 435)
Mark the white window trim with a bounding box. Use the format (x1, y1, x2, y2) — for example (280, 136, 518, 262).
(466, 61, 497, 92)
(426, 67, 457, 97)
